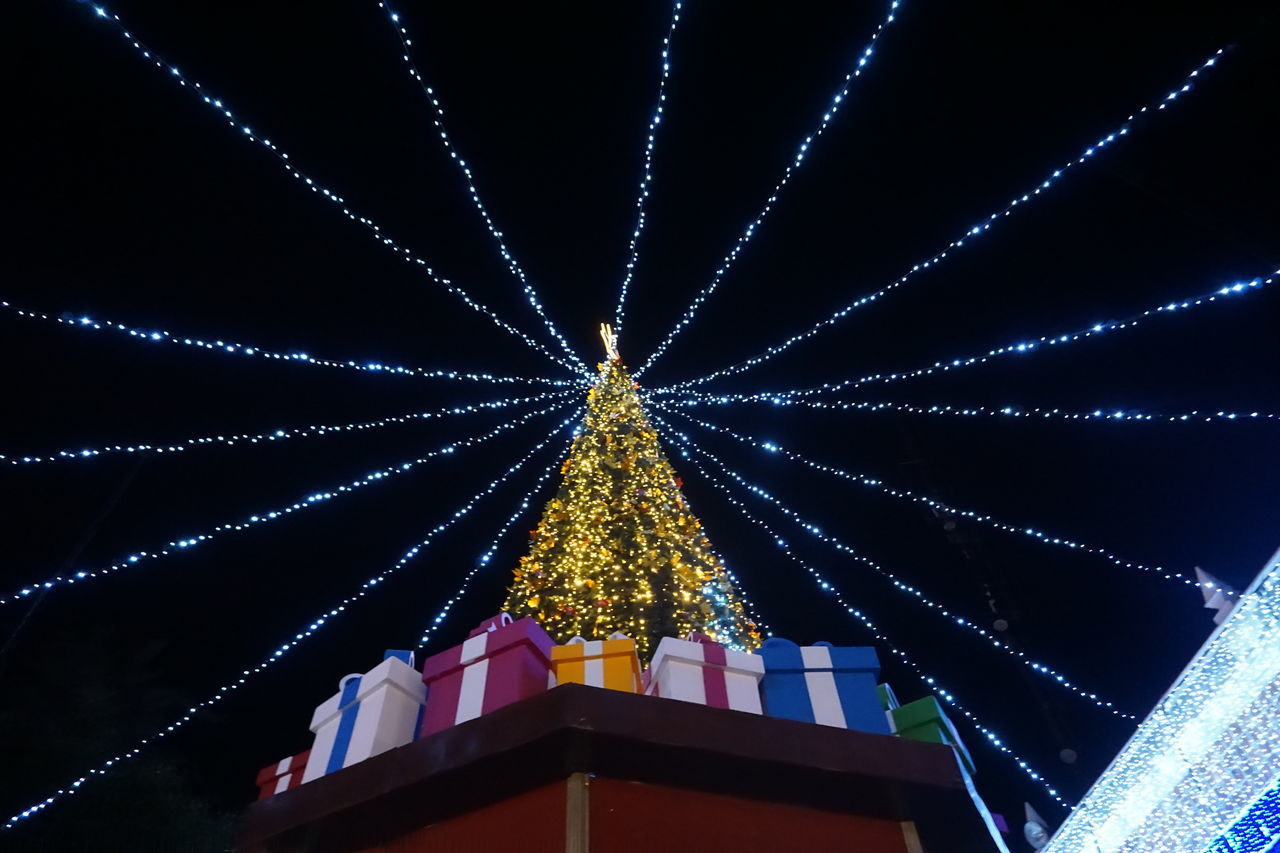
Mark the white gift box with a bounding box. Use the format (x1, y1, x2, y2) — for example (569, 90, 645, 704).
(644, 634, 763, 714)
(301, 650, 425, 783)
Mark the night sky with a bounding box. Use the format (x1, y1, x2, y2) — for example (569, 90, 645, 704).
(3, 1, 1278, 849)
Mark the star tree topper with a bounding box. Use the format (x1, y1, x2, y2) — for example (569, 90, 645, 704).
(600, 322, 620, 362)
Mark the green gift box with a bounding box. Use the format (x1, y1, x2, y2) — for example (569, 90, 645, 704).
(875, 682, 899, 712)
(890, 695, 975, 775)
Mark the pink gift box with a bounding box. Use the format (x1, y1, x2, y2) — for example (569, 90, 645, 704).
(644, 633, 764, 714)
(254, 750, 309, 800)
(418, 612, 555, 738)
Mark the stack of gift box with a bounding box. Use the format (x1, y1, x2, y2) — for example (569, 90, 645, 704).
(254, 613, 978, 799)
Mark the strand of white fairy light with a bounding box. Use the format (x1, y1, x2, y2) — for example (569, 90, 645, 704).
(651, 413, 1131, 718)
(612, 0, 684, 334)
(72, 2, 583, 377)
(1, 297, 581, 388)
(656, 270, 1276, 400)
(2, 401, 570, 606)
(416, 433, 574, 648)
(654, 48, 1230, 389)
(1, 390, 574, 466)
(374, 0, 587, 374)
(634, 0, 902, 377)
(1, 416, 577, 831)
(660, 423, 1071, 808)
(661, 393, 1279, 426)
(656, 404, 1194, 586)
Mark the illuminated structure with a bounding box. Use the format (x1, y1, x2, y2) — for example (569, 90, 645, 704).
(1044, 547, 1280, 853)
(504, 326, 758, 657)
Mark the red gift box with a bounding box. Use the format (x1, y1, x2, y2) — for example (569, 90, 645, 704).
(254, 750, 310, 800)
(418, 613, 555, 738)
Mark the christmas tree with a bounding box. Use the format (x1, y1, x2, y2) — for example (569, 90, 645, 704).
(504, 325, 759, 658)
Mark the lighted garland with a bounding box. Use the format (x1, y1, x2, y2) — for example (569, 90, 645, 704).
(374, 0, 588, 374)
(1, 297, 582, 388)
(1, 389, 573, 466)
(661, 393, 1279, 427)
(612, 0, 684, 335)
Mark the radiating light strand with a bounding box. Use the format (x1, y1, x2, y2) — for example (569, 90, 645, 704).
(74, 2, 581, 375)
(635, 0, 903, 376)
(657, 269, 1275, 400)
(662, 392, 1279, 426)
(2, 402, 570, 606)
(612, 0, 684, 334)
(2, 415, 578, 831)
(656, 48, 1230, 390)
(1, 389, 573, 466)
(658, 404, 1194, 587)
(660, 422, 1071, 808)
(1, 297, 580, 388)
(416, 434, 574, 648)
(375, 0, 588, 374)
(653, 413, 1132, 718)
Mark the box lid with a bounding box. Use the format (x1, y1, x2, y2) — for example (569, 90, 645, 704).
(650, 634, 764, 679)
(756, 638, 881, 676)
(550, 633, 638, 664)
(421, 614, 554, 682)
(892, 696, 973, 771)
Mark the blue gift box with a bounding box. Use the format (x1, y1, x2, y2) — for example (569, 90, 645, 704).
(754, 638, 890, 734)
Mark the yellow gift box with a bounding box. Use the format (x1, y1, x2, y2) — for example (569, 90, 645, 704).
(550, 633, 642, 694)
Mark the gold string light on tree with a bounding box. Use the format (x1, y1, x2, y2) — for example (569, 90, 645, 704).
(504, 325, 758, 658)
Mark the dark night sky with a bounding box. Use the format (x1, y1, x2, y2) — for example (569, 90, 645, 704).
(2, 1, 1278, 849)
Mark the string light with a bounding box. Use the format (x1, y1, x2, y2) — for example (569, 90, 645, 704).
(661, 393, 1279, 426)
(657, 270, 1276, 400)
(1044, 560, 1280, 852)
(612, 0, 683, 334)
(72, 2, 583, 376)
(1, 415, 579, 831)
(1, 297, 580, 388)
(651, 413, 1131, 718)
(1, 402, 571, 606)
(635, 0, 902, 376)
(374, 1, 588, 374)
(654, 48, 1230, 390)
(657, 405, 1194, 586)
(1, 390, 574, 466)
(659, 422, 1071, 808)
(417, 434, 574, 648)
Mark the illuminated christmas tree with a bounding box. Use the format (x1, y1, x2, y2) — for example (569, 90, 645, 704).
(504, 325, 759, 658)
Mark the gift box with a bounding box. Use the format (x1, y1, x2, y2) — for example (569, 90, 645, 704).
(254, 750, 309, 800)
(754, 638, 890, 734)
(301, 650, 426, 783)
(889, 695, 975, 775)
(644, 633, 763, 714)
(418, 612, 555, 738)
(551, 633, 642, 694)
(876, 682, 899, 712)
